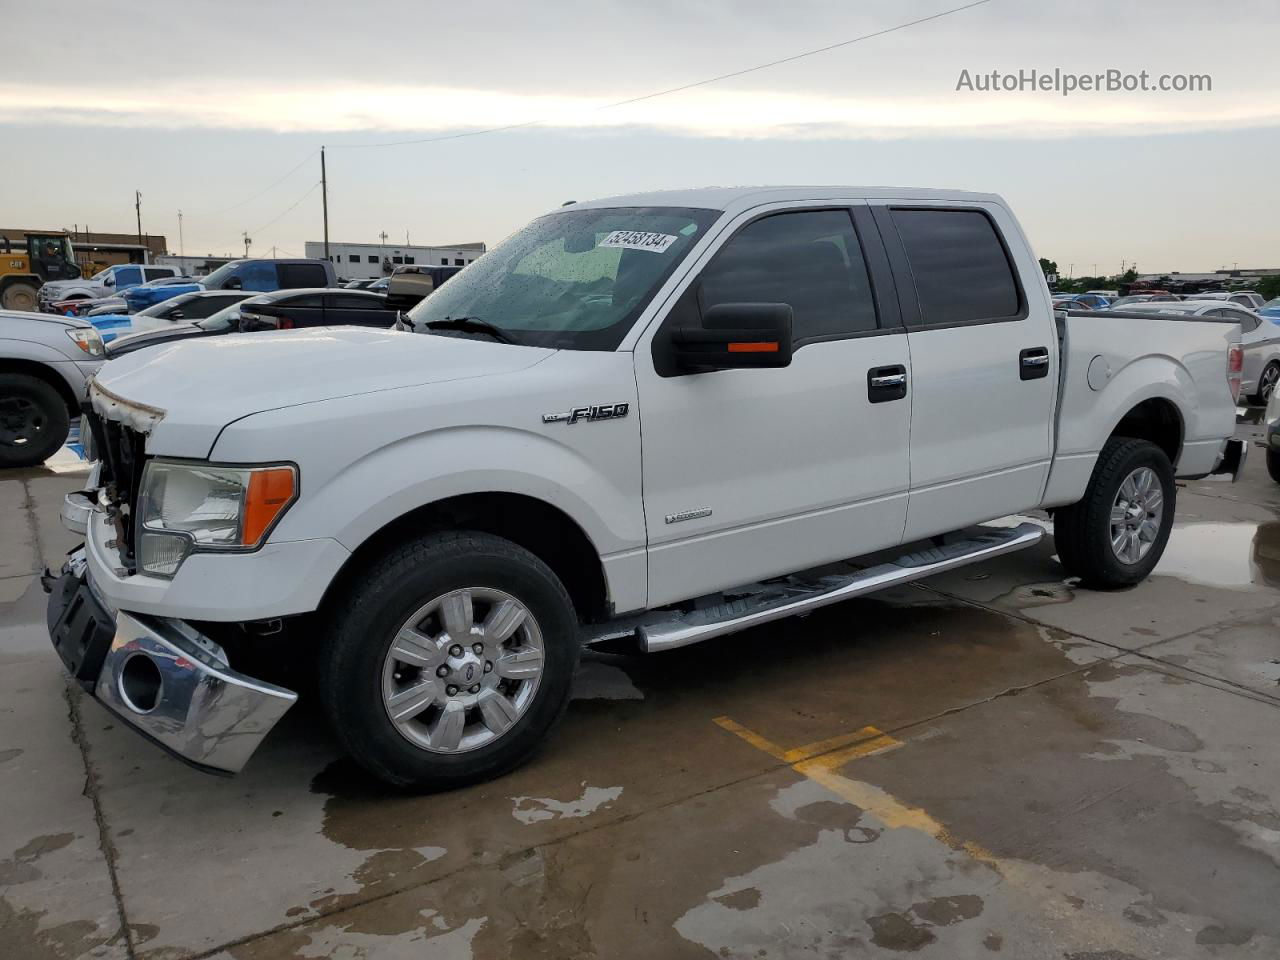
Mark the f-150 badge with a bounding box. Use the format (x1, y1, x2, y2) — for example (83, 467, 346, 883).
(542, 403, 629, 425)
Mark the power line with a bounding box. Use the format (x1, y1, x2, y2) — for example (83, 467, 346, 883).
(248, 180, 321, 235)
(188, 149, 319, 217)
(330, 0, 993, 151)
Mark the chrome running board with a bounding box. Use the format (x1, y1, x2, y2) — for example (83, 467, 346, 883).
(591, 522, 1043, 653)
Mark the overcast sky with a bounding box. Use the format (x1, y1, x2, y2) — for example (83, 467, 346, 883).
(2, 0, 1277, 274)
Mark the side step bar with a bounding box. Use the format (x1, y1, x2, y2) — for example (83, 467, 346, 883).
(621, 522, 1043, 653)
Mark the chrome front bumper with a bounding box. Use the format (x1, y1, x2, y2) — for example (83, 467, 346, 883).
(95, 612, 298, 775)
(47, 549, 297, 775)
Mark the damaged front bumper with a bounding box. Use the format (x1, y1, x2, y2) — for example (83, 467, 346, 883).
(44, 550, 297, 775)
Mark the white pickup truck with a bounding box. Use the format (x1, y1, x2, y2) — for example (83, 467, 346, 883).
(45, 187, 1245, 788)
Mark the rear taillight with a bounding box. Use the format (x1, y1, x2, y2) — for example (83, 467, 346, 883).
(1228, 343, 1243, 402)
(278, 318, 294, 330)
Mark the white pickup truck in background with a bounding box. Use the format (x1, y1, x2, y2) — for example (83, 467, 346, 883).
(45, 187, 1245, 789)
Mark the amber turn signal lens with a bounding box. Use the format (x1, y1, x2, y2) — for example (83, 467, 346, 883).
(241, 468, 296, 546)
(727, 341, 779, 353)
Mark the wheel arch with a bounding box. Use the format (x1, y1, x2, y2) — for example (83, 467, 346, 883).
(320, 491, 611, 625)
(1109, 396, 1184, 465)
(0, 357, 80, 416)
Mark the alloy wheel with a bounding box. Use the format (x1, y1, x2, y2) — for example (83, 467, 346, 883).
(380, 587, 545, 753)
(1109, 466, 1164, 564)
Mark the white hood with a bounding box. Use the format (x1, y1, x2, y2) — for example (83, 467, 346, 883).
(91, 327, 554, 458)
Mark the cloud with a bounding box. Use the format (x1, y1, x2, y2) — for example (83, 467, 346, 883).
(2, 81, 1276, 142)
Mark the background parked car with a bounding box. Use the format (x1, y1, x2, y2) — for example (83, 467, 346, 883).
(1260, 298, 1280, 321)
(106, 287, 395, 357)
(1053, 296, 1093, 311)
(344, 278, 376, 290)
(114, 289, 255, 335)
(122, 257, 339, 312)
(1130, 299, 1280, 403)
(1054, 293, 1110, 310)
(0, 310, 104, 467)
(1110, 293, 1180, 308)
(1194, 290, 1266, 309)
(238, 288, 394, 331)
(38, 263, 181, 312)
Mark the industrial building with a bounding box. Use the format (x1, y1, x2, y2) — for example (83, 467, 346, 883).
(304, 240, 486, 280)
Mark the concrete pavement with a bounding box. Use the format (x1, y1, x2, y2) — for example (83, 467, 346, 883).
(5, 426, 1280, 959)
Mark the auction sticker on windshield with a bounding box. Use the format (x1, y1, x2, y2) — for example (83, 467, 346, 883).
(599, 230, 678, 253)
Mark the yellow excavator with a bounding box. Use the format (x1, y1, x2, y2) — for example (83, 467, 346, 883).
(1, 232, 83, 310)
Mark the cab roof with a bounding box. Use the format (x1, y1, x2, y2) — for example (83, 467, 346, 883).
(568, 185, 1004, 215)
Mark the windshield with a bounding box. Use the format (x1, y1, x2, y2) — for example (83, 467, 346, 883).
(137, 292, 197, 317)
(405, 206, 718, 349)
(198, 261, 245, 288)
(193, 292, 281, 331)
(1263, 299, 1280, 311)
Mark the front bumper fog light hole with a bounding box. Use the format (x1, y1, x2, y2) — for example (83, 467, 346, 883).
(119, 653, 163, 714)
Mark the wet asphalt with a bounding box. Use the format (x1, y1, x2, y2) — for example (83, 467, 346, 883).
(4, 417, 1280, 959)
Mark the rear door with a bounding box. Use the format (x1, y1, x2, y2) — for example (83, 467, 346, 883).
(635, 203, 913, 607)
(323, 292, 394, 327)
(871, 201, 1057, 540)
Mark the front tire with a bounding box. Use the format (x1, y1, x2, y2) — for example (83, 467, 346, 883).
(318, 531, 579, 789)
(0, 373, 70, 468)
(1054, 437, 1175, 589)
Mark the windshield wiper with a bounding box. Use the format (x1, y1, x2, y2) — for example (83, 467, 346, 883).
(423, 316, 516, 344)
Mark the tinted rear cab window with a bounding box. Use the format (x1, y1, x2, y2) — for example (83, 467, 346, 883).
(889, 208, 1021, 326)
(279, 263, 330, 288)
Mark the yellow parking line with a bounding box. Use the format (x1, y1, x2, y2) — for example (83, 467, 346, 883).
(714, 715, 996, 865)
(711, 716, 788, 760)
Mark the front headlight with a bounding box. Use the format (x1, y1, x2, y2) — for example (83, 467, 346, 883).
(136, 460, 298, 577)
(65, 327, 104, 357)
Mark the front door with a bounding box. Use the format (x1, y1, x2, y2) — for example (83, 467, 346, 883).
(635, 204, 913, 608)
(870, 202, 1057, 540)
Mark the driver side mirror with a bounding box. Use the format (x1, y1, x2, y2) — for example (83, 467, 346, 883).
(168, 310, 184, 321)
(671, 302, 794, 372)
(103, 277, 114, 287)
(224, 277, 242, 290)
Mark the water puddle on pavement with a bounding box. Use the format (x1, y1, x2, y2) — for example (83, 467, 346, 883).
(1153, 520, 1280, 590)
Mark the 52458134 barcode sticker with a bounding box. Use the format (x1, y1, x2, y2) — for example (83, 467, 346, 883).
(598, 231, 678, 253)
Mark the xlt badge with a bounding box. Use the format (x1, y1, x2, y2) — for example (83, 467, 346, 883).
(543, 403, 629, 425)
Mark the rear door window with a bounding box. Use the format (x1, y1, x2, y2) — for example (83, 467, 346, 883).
(696, 209, 879, 342)
(278, 263, 329, 288)
(889, 208, 1021, 326)
(143, 267, 174, 281)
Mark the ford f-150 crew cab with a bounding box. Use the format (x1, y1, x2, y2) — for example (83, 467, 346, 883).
(44, 187, 1246, 789)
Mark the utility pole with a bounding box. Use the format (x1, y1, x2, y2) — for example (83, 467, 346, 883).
(271, 245, 277, 258)
(243, 232, 251, 257)
(178, 210, 184, 259)
(379, 230, 388, 271)
(135, 190, 143, 245)
(321, 146, 330, 260)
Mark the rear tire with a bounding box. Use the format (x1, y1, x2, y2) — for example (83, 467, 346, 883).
(1, 282, 39, 312)
(1054, 437, 1175, 589)
(318, 530, 579, 789)
(0, 373, 70, 468)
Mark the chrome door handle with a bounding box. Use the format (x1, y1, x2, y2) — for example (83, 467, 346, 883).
(870, 373, 907, 387)
(1021, 355, 1049, 366)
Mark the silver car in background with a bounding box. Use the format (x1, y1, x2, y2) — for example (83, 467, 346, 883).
(0, 310, 104, 467)
(1128, 299, 1280, 404)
